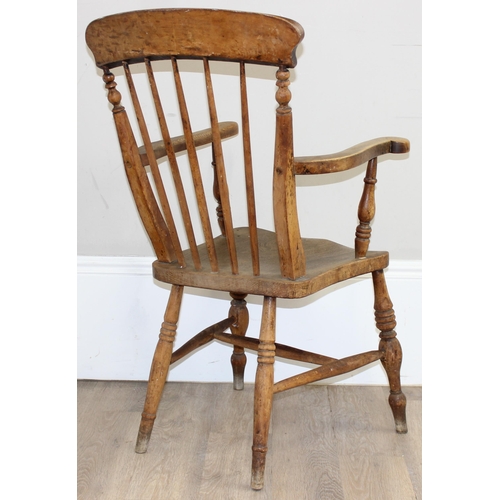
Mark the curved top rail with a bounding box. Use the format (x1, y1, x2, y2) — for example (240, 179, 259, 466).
(86, 8, 304, 69)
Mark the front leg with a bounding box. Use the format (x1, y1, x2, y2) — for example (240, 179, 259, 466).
(372, 270, 408, 434)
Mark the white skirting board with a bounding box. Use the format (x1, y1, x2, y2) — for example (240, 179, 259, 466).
(77, 256, 421, 385)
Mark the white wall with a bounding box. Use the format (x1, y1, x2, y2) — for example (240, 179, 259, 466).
(78, 257, 421, 385)
(77, 0, 421, 384)
(78, 0, 421, 259)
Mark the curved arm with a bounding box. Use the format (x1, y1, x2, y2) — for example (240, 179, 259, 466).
(138, 121, 239, 167)
(293, 137, 409, 175)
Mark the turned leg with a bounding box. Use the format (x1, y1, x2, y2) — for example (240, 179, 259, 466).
(135, 285, 184, 453)
(372, 270, 408, 434)
(251, 296, 276, 490)
(229, 293, 249, 390)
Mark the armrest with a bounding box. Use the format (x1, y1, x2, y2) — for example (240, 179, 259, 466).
(293, 137, 409, 175)
(138, 121, 239, 167)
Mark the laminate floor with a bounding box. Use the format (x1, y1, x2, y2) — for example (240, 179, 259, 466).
(78, 381, 421, 499)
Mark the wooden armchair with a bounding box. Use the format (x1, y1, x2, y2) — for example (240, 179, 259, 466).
(86, 8, 410, 491)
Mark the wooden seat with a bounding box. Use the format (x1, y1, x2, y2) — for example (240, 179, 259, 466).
(86, 8, 410, 491)
(152, 227, 390, 298)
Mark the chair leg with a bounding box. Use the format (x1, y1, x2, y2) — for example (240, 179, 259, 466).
(251, 296, 276, 490)
(135, 285, 184, 453)
(372, 270, 408, 434)
(229, 293, 249, 390)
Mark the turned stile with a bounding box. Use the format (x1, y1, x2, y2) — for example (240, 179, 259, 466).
(102, 69, 174, 263)
(273, 67, 305, 280)
(355, 157, 378, 258)
(123, 62, 185, 267)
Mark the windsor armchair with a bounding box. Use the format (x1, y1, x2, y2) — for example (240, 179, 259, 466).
(86, 8, 410, 490)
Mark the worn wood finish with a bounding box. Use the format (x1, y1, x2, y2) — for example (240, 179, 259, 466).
(144, 57, 200, 269)
(228, 293, 249, 390)
(355, 158, 378, 258)
(86, 8, 411, 491)
(240, 62, 260, 276)
(103, 69, 175, 262)
(152, 228, 390, 299)
(204, 58, 239, 274)
(251, 297, 277, 490)
(171, 56, 219, 272)
(135, 285, 183, 453)
(273, 67, 305, 280)
(293, 137, 410, 175)
(373, 269, 408, 434)
(85, 9, 304, 69)
(213, 332, 337, 366)
(124, 62, 185, 266)
(273, 350, 383, 394)
(138, 121, 239, 167)
(169, 317, 235, 365)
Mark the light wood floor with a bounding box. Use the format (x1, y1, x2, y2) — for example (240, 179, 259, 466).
(78, 381, 421, 499)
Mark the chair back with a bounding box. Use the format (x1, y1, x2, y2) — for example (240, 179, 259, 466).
(86, 9, 306, 278)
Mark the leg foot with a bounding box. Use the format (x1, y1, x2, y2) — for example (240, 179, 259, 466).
(251, 296, 276, 490)
(379, 336, 408, 434)
(135, 413, 155, 453)
(251, 446, 268, 490)
(231, 351, 246, 391)
(388, 390, 408, 434)
(135, 286, 183, 453)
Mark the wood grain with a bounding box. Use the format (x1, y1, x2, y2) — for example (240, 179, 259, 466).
(152, 228, 389, 299)
(204, 58, 238, 275)
(171, 56, 218, 272)
(272, 67, 305, 280)
(85, 9, 304, 69)
(239, 62, 260, 276)
(138, 121, 239, 167)
(78, 381, 421, 499)
(271, 386, 345, 499)
(328, 386, 417, 500)
(294, 137, 410, 175)
(124, 62, 185, 266)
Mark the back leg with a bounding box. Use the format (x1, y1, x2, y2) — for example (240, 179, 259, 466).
(372, 270, 408, 434)
(229, 293, 249, 390)
(135, 285, 184, 453)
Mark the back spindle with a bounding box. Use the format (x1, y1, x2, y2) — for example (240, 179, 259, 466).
(240, 62, 260, 276)
(102, 68, 175, 262)
(144, 59, 201, 270)
(172, 57, 219, 272)
(204, 58, 239, 275)
(123, 61, 185, 266)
